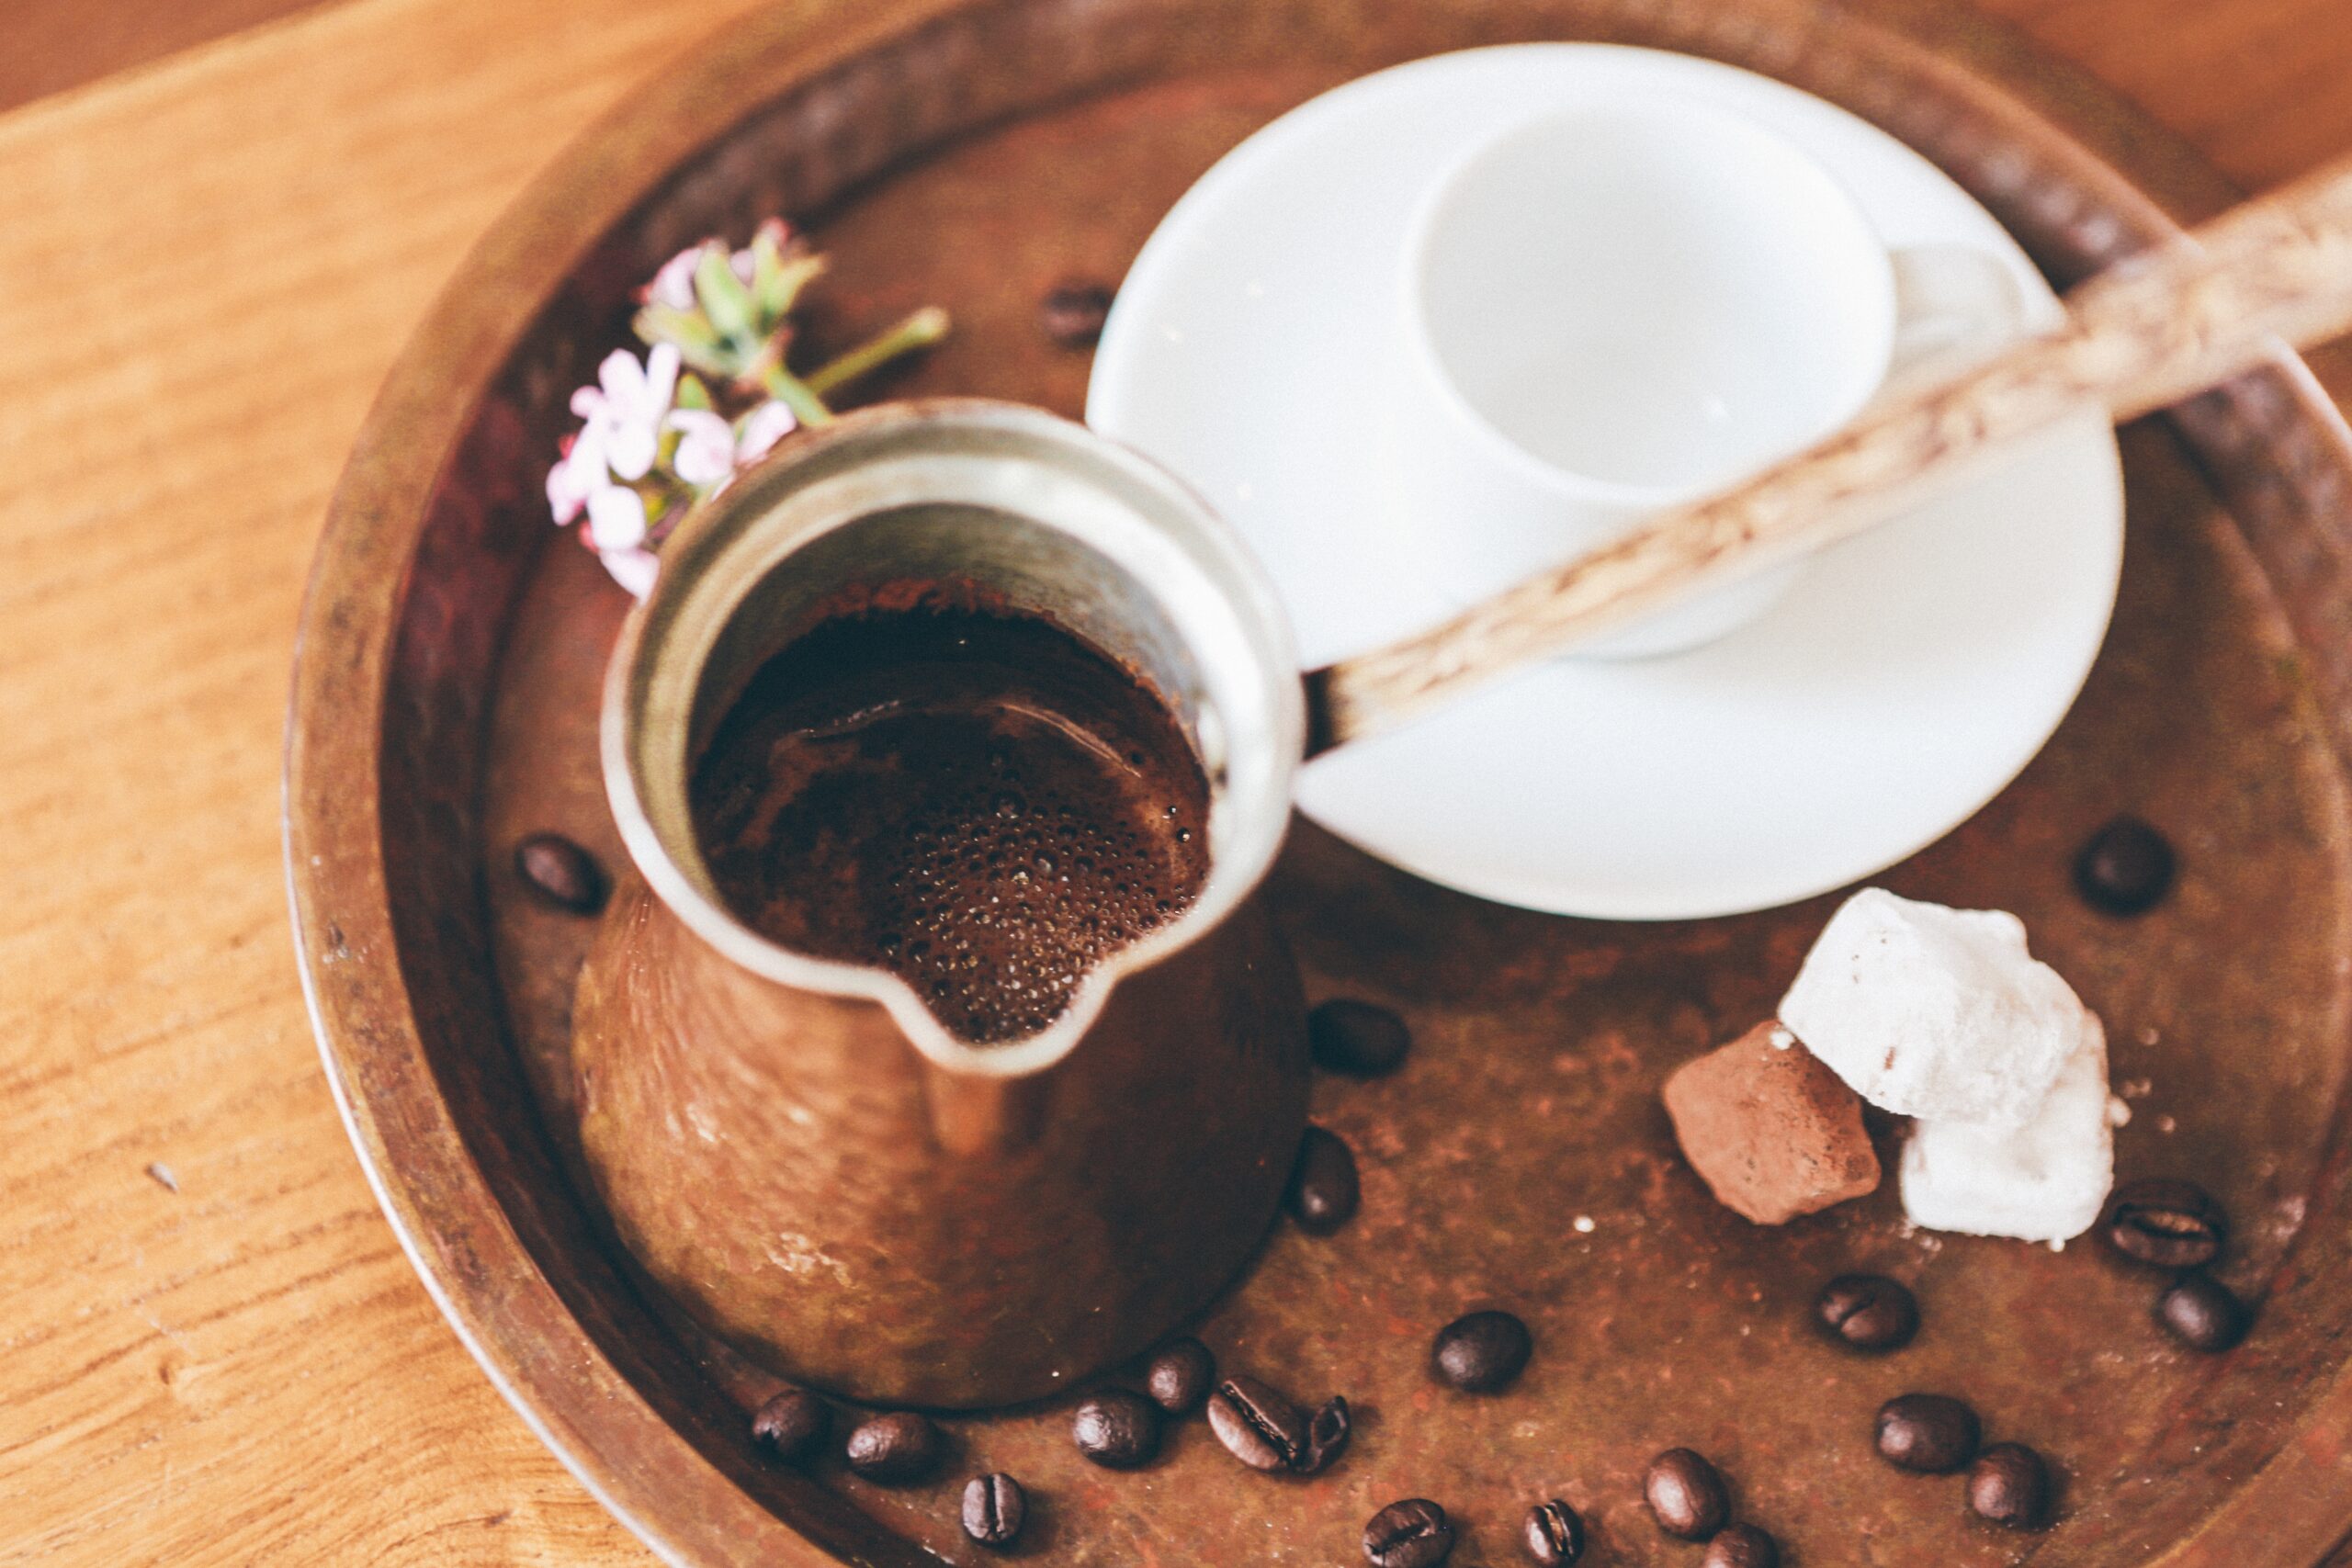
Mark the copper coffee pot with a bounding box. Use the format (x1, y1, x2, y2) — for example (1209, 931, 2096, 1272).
(573, 400, 1309, 1409)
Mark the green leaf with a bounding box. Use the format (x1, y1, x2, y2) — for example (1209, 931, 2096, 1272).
(802, 306, 951, 398)
(632, 304, 733, 376)
(759, 363, 835, 427)
(762, 252, 828, 326)
(750, 228, 790, 321)
(673, 371, 714, 412)
(695, 244, 756, 344)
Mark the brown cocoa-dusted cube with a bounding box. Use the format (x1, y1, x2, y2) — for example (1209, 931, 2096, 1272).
(1664, 1021, 1881, 1224)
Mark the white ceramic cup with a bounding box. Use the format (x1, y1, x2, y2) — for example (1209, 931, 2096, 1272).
(1393, 96, 2026, 657)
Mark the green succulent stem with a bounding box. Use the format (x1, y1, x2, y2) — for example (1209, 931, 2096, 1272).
(804, 307, 953, 399)
(754, 362, 836, 427)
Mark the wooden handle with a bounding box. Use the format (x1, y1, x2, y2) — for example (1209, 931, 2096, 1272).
(1303, 149, 2352, 758)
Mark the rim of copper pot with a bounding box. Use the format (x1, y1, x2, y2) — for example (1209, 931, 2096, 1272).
(600, 396, 1305, 1081)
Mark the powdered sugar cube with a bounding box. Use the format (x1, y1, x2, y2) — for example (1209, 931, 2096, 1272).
(1779, 888, 2086, 1128)
(1898, 1012, 2117, 1243)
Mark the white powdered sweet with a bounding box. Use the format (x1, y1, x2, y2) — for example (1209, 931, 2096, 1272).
(1898, 1012, 2117, 1243)
(1779, 888, 2086, 1128)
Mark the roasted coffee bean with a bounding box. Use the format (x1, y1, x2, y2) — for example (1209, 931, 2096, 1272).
(515, 832, 607, 914)
(2074, 817, 2176, 915)
(1039, 280, 1114, 348)
(1432, 1309, 1532, 1393)
(1071, 1388, 1159, 1468)
(1205, 1374, 1308, 1471)
(1298, 1395, 1351, 1474)
(843, 1411, 942, 1483)
(961, 1472, 1026, 1548)
(2104, 1179, 2227, 1268)
(1522, 1499, 1585, 1564)
(2157, 1272, 2252, 1352)
(1364, 1498, 1455, 1568)
(1145, 1337, 1216, 1414)
(1815, 1273, 1918, 1351)
(1874, 1393, 1981, 1473)
(1309, 998, 1412, 1077)
(1702, 1524, 1780, 1568)
(1644, 1448, 1729, 1540)
(1968, 1443, 2052, 1530)
(1286, 1125, 1361, 1234)
(749, 1386, 830, 1465)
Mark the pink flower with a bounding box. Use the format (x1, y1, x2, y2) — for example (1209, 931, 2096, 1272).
(662, 399, 798, 489)
(663, 408, 738, 487)
(545, 428, 607, 525)
(585, 484, 649, 552)
(570, 344, 679, 482)
(735, 399, 797, 463)
(641, 221, 794, 311)
(568, 219, 827, 604)
(600, 546, 660, 599)
(644, 245, 702, 310)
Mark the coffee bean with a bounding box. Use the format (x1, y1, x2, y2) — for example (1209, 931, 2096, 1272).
(1145, 1337, 1215, 1414)
(1702, 1524, 1780, 1568)
(2157, 1272, 2251, 1352)
(1644, 1448, 1729, 1540)
(1364, 1498, 1454, 1568)
(1298, 1395, 1351, 1474)
(1286, 1125, 1360, 1234)
(749, 1386, 829, 1465)
(1039, 280, 1114, 348)
(961, 1472, 1025, 1548)
(1522, 1499, 1584, 1564)
(1815, 1273, 1918, 1351)
(1432, 1309, 1532, 1393)
(1309, 998, 1411, 1077)
(1205, 1374, 1308, 1471)
(1874, 1393, 1980, 1473)
(515, 832, 607, 914)
(1071, 1388, 1159, 1468)
(1968, 1442, 2052, 1530)
(2074, 817, 2175, 915)
(842, 1411, 941, 1483)
(2104, 1178, 2227, 1268)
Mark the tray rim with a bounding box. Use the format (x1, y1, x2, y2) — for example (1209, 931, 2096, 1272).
(283, 2, 2352, 1564)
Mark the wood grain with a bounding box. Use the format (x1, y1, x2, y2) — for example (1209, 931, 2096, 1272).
(0, 0, 329, 115)
(0, 0, 2349, 1563)
(0, 2, 755, 1563)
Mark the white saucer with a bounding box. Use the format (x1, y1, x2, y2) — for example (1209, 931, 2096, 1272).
(1087, 44, 2123, 921)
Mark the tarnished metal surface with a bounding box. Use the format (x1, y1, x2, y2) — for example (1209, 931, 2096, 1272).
(571, 401, 1310, 1408)
(289, 0, 2352, 1562)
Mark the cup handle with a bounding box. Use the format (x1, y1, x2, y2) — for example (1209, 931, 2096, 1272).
(1886, 243, 2030, 388)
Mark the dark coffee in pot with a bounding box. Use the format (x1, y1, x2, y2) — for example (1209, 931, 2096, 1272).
(692, 603, 1211, 1043)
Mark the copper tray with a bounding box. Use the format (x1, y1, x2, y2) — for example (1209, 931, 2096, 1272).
(286, 1, 2352, 1562)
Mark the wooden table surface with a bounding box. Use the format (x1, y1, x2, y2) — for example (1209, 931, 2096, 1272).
(2, 0, 2350, 1562)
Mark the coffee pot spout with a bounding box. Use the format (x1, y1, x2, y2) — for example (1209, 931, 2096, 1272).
(573, 400, 1311, 1407)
